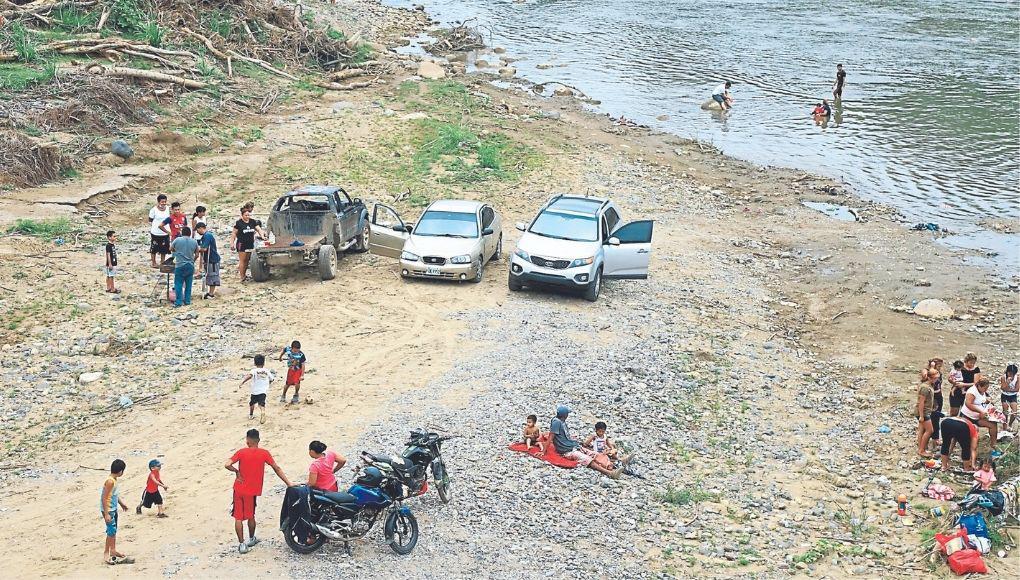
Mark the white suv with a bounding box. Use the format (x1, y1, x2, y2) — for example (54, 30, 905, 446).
(508, 194, 653, 301)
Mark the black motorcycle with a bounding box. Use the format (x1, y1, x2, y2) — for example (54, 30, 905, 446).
(279, 465, 419, 556)
(362, 428, 454, 503)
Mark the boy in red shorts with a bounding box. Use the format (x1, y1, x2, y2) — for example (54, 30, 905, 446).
(278, 340, 307, 405)
(224, 429, 294, 554)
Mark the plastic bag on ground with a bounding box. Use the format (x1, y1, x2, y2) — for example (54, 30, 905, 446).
(947, 549, 987, 575)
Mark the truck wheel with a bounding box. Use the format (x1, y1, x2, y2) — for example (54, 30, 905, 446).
(251, 257, 270, 282)
(354, 221, 370, 253)
(318, 245, 337, 281)
(583, 268, 601, 302)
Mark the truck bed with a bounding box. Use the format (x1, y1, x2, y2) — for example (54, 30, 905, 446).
(258, 235, 325, 252)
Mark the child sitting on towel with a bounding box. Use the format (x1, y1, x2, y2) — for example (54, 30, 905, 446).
(522, 414, 544, 452)
(584, 421, 621, 461)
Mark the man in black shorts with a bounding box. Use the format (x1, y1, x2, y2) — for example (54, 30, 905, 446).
(149, 194, 171, 268)
(832, 64, 846, 100)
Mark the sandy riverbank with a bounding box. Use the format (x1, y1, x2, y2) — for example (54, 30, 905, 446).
(0, 1, 1017, 578)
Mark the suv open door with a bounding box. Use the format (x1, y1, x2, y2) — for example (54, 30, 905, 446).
(603, 220, 653, 279)
(368, 204, 409, 258)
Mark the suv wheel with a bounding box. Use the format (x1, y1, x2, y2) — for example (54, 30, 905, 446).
(583, 268, 601, 302)
(508, 269, 522, 291)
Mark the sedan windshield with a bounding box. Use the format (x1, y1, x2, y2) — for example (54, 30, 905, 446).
(529, 211, 598, 242)
(413, 211, 478, 238)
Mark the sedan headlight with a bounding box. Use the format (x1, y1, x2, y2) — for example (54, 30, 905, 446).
(450, 254, 472, 264)
(514, 249, 530, 262)
(401, 251, 419, 261)
(569, 256, 594, 268)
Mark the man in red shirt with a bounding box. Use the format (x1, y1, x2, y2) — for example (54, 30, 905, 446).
(224, 429, 294, 554)
(160, 202, 188, 240)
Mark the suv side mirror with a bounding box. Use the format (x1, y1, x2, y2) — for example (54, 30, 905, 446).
(607, 237, 621, 246)
(515, 222, 526, 232)
(482, 227, 494, 236)
(353, 198, 362, 204)
(405, 224, 414, 233)
(391, 224, 405, 232)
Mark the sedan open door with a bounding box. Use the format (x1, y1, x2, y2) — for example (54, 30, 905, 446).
(603, 220, 653, 279)
(368, 204, 409, 258)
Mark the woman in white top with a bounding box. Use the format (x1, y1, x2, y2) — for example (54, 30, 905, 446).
(961, 378, 999, 457)
(1000, 364, 1018, 429)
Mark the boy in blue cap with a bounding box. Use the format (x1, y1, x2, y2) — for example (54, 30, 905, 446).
(136, 459, 169, 517)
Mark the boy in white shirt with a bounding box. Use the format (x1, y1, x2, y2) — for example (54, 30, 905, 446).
(239, 355, 274, 424)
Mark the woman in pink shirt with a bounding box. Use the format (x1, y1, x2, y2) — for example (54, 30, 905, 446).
(307, 441, 346, 492)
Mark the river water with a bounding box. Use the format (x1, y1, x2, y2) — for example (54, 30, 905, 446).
(385, 0, 1020, 271)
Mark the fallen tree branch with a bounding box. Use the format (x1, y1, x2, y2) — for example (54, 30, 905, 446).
(228, 50, 298, 80)
(87, 64, 207, 89)
(316, 79, 375, 91)
(181, 26, 228, 60)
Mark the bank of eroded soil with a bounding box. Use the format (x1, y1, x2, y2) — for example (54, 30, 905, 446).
(0, 1, 1016, 578)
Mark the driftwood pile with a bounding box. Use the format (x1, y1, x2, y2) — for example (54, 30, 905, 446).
(1, 0, 383, 91)
(425, 19, 484, 55)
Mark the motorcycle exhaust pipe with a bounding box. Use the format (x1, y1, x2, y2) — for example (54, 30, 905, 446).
(314, 524, 342, 540)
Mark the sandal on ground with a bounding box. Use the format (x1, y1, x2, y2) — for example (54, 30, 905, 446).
(157, 513, 168, 518)
(106, 289, 122, 294)
(203, 293, 214, 299)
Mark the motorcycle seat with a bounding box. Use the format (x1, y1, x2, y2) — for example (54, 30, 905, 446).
(313, 490, 357, 504)
(369, 453, 414, 472)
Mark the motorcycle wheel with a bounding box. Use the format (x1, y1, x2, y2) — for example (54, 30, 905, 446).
(283, 523, 326, 555)
(433, 459, 452, 504)
(384, 510, 419, 555)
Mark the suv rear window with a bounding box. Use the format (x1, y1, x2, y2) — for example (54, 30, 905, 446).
(530, 210, 598, 242)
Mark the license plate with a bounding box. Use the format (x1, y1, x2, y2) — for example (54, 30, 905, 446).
(425, 267, 441, 276)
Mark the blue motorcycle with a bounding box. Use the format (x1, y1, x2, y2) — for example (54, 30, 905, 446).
(279, 466, 419, 555)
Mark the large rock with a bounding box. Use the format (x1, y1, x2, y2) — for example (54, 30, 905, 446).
(913, 298, 954, 319)
(416, 60, 446, 80)
(79, 371, 104, 384)
(110, 140, 134, 160)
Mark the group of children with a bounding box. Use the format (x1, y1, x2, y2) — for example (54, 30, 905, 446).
(239, 340, 309, 423)
(100, 459, 168, 565)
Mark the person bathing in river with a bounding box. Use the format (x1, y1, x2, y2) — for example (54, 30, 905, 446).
(712, 81, 733, 110)
(832, 64, 846, 100)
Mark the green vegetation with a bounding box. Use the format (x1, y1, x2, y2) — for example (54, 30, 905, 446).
(659, 484, 718, 506)
(5, 218, 76, 238)
(792, 540, 884, 565)
(203, 9, 238, 40)
(350, 43, 373, 66)
(52, 5, 100, 31)
(10, 22, 38, 62)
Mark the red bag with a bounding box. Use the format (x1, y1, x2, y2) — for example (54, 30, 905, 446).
(935, 527, 970, 555)
(947, 549, 987, 575)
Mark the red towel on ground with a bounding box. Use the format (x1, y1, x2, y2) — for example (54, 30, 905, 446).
(508, 433, 578, 468)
